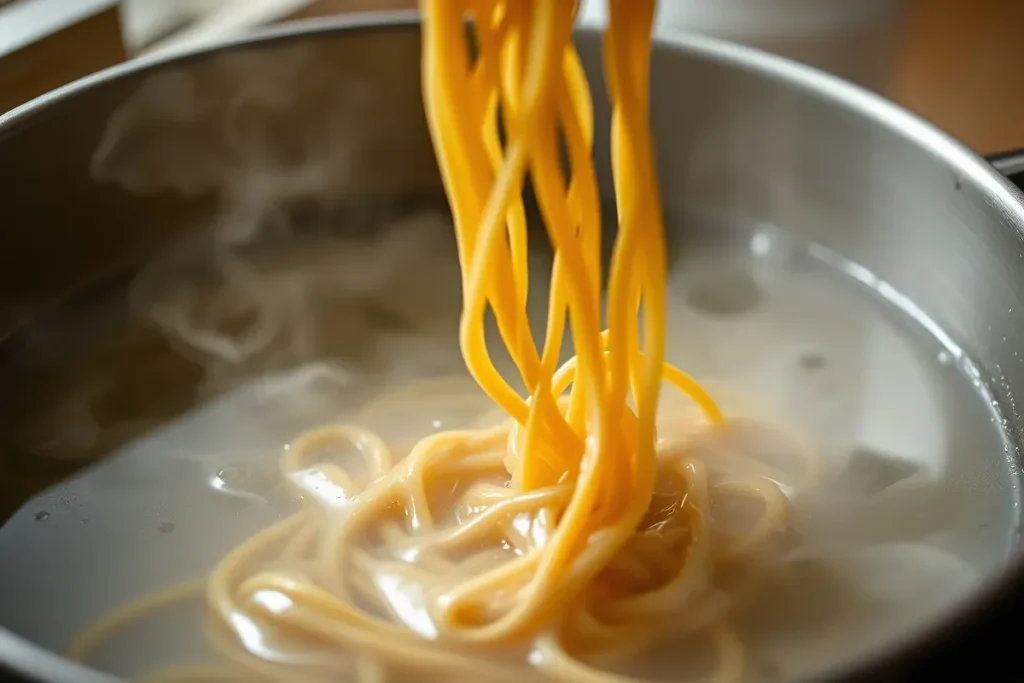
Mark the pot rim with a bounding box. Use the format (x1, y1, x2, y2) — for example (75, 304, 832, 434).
(1, 9, 1023, 683)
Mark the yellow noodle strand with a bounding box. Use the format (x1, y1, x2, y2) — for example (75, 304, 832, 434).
(67, 3, 805, 682)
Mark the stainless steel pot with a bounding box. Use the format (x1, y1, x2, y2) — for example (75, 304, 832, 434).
(1, 11, 1023, 683)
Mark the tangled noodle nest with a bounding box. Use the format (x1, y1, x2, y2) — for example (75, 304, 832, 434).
(68, 1, 820, 681)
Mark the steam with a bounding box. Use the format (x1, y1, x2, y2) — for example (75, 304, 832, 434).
(91, 48, 363, 204)
(89, 42, 462, 399)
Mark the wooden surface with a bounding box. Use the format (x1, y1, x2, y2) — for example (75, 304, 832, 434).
(0, 5, 125, 116)
(287, 0, 414, 19)
(891, 0, 1024, 155)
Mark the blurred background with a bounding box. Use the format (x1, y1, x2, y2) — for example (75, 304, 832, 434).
(0, 0, 1021, 154)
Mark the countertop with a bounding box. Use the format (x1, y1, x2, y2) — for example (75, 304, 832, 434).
(892, 0, 1024, 155)
(0, 0, 118, 58)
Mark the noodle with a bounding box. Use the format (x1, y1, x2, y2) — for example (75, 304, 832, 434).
(69, 1, 798, 681)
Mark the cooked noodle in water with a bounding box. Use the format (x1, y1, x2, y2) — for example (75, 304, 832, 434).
(69, 1, 809, 680)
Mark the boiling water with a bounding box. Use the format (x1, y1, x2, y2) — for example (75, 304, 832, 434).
(0, 212, 1018, 682)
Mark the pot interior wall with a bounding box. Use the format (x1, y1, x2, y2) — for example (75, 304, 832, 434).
(0, 19, 1021, 683)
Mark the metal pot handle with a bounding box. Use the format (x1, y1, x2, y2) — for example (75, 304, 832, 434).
(986, 149, 1024, 192)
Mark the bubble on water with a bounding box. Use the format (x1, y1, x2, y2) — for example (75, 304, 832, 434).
(213, 463, 277, 495)
(210, 461, 290, 512)
(34, 511, 50, 522)
(750, 230, 773, 257)
(799, 353, 826, 372)
(686, 267, 763, 317)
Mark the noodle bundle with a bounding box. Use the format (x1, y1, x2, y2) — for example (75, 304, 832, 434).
(69, 1, 796, 681)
